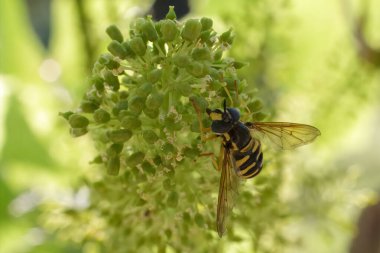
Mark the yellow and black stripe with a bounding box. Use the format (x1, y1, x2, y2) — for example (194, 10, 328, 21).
(233, 137, 263, 179)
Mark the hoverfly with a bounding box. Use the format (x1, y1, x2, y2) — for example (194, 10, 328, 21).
(191, 99, 321, 237)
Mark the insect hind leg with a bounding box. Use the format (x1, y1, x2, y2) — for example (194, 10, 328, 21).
(199, 143, 225, 171)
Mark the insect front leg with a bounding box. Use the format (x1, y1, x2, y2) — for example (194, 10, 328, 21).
(190, 98, 214, 142)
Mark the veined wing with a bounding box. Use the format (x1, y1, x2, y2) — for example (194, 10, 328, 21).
(216, 145, 240, 237)
(246, 122, 321, 150)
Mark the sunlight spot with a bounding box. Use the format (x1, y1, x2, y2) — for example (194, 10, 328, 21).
(8, 191, 41, 217)
(124, 6, 144, 19)
(0, 77, 10, 151)
(73, 186, 90, 210)
(38, 58, 61, 83)
(25, 227, 46, 246)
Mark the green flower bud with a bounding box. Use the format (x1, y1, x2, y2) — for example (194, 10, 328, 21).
(84, 89, 102, 103)
(194, 213, 205, 227)
(70, 127, 88, 137)
(134, 18, 146, 33)
(162, 143, 176, 153)
(200, 30, 212, 43)
(142, 130, 158, 144)
(201, 63, 210, 76)
(91, 76, 105, 93)
(160, 20, 179, 42)
(117, 110, 130, 120)
(164, 116, 182, 131)
(247, 99, 263, 112)
(121, 41, 136, 58)
(145, 92, 164, 109)
(208, 67, 221, 80)
(90, 155, 103, 164)
(106, 25, 124, 43)
(141, 161, 155, 175)
(93, 108, 111, 123)
(189, 95, 208, 110)
(209, 80, 222, 90)
(183, 212, 191, 223)
(167, 191, 179, 207)
(186, 61, 205, 77)
(136, 83, 153, 98)
(142, 19, 158, 42)
(166, 164, 175, 177)
(129, 37, 147, 56)
(98, 53, 111, 65)
(173, 54, 191, 68)
(201, 17, 213, 31)
(213, 49, 223, 61)
(92, 62, 103, 73)
(165, 6, 177, 20)
(107, 40, 127, 59)
(106, 143, 124, 157)
(181, 19, 202, 41)
(143, 107, 159, 119)
(80, 100, 99, 113)
(220, 28, 234, 44)
(165, 229, 172, 239)
(126, 151, 145, 167)
(128, 96, 145, 114)
(123, 170, 133, 183)
(121, 115, 141, 130)
(119, 91, 129, 99)
(59, 111, 74, 121)
(155, 21, 162, 36)
(103, 71, 120, 91)
(112, 100, 129, 116)
(232, 61, 248, 69)
(182, 146, 200, 159)
(174, 82, 192, 97)
(191, 47, 211, 61)
(151, 55, 163, 64)
(163, 178, 173, 191)
(105, 59, 120, 70)
(107, 129, 132, 143)
(147, 69, 162, 83)
(153, 155, 162, 166)
(68, 114, 89, 128)
(107, 157, 120, 176)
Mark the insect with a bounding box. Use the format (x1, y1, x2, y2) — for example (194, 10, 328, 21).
(191, 99, 321, 237)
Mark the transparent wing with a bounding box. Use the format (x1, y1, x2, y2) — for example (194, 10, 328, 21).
(247, 122, 321, 150)
(216, 146, 240, 237)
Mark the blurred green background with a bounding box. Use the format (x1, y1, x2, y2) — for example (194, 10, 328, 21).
(1, 0, 380, 252)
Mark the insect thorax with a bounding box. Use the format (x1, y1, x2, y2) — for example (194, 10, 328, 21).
(223, 122, 251, 151)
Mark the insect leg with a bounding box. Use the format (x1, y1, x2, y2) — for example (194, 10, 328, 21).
(190, 98, 212, 142)
(199, 152, 218, 170)
(199, 143, 224, 171)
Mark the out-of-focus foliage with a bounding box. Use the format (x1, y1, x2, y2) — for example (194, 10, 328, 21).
(1, 0, 380, 253)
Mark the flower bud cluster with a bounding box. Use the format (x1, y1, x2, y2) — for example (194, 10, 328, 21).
(60, 6, 266, 250)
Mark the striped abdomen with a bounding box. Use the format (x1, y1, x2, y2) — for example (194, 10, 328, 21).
(233, 137, 263, 179)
